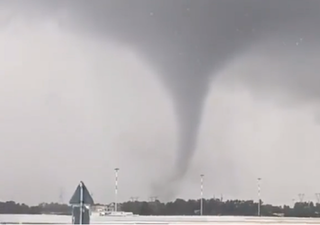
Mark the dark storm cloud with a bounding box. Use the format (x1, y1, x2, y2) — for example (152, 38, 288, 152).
(3, 0, 320, 198)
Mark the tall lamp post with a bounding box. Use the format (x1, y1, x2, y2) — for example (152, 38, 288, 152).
(257, 177, 261, 217)
(114, 168, 119, 212)
(200, 174, 204, 216)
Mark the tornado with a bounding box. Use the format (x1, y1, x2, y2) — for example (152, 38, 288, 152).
(57, 0, 272, 193)
(4, 0, 320, 198)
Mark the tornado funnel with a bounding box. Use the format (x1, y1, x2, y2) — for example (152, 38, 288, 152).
(56, 0, 320, 197)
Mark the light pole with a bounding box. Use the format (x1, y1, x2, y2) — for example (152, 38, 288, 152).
(114, 168, 119, 212)
(257, 178, 261, 217)
(200, 174, 204, 216)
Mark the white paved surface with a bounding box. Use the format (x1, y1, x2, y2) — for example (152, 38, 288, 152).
(1, 214, 320, 224)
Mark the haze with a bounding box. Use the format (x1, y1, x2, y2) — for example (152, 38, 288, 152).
(0, 0, 320, 205)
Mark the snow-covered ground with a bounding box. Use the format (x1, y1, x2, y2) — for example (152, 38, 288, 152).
(1, 214, 320, 224)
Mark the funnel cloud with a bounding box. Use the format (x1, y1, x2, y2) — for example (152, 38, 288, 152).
(1, 0, 320, 203)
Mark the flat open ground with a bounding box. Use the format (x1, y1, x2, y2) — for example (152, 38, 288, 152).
(1, 214, 320, 224)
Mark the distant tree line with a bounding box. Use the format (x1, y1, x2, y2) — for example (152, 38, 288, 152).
(121, 199, 320, 217)
(0, 202, 71, 215)
(1, 198, 320, 217)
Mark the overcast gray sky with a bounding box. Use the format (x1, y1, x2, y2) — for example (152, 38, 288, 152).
(0, 0, 320, 205)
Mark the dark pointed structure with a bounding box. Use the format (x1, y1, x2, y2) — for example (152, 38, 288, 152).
(69, 181, 94, 205)
(69, 181, 94, 224)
